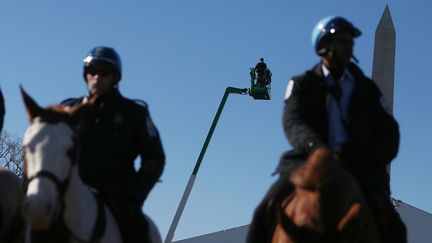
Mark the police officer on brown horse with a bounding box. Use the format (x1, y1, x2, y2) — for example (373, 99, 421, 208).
(247, 16, 406, 243)
(62, 46, 165, 243)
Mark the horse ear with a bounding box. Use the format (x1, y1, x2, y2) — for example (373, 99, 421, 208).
(20, 85, 45, 122)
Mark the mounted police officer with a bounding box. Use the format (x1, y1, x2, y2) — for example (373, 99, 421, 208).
(62, 46, 165, 243)
(247, 16, 406, 243)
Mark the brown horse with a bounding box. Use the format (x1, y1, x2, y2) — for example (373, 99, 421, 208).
(271, 148, 381, 243)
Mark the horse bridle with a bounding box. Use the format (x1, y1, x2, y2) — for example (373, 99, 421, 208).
(25, 142, 77, 201)
(26, 162, 74, 199)
(24, 142, 106, 243)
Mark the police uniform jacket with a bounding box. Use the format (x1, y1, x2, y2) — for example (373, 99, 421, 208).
(280, 62, 399, 191)
(62, 90, 165, 205)
(0, 88, 4, 132)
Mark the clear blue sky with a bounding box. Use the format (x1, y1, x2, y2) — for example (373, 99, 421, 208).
(1, 1, 430, 241)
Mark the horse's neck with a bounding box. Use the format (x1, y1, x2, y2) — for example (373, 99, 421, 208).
(62, 166, 99, 240)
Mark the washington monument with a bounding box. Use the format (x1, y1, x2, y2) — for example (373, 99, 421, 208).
(372, 5, 396, 114)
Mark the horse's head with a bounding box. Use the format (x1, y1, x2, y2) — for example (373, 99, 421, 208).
(285, 147, 363, 234)
(21, 87, 95, 230)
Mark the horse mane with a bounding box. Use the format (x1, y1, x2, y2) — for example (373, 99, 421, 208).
(37, 105, 74, 125)
(21, 86, 97, 126)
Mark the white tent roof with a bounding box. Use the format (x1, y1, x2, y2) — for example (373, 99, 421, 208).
(396, 201, 432, 242)
(174, 225, 249, 243)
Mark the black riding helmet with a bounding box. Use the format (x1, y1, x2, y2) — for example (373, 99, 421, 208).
(83, 46, 122, 83)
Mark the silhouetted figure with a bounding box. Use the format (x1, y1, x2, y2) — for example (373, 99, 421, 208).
(254, 58, 271, 87)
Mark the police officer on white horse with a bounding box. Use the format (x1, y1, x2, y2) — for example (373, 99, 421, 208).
(62, 46, 165, 243)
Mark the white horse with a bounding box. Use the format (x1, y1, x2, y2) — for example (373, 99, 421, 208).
(21, 88, 162, 243)
(0, 167, 24, 243)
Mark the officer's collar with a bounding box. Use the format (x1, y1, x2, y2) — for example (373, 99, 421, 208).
(321, 64, 353, 82)
(315, 61, 359, 78)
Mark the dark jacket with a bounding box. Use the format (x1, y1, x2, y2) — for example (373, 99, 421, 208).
(62, 90, 165, 205)
(279, 62, 399, 191)
(0, 88, 4, 132)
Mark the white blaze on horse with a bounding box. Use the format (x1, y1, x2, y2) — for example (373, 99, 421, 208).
(21, 88, 162, 243)
(271, 148, 381, 243)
